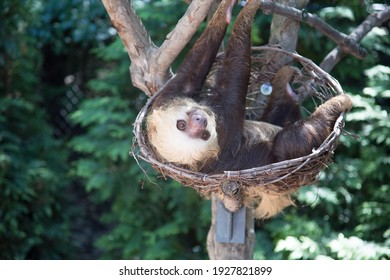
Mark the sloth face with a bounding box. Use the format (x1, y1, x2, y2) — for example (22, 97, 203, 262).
(175, 108, 211, 141)
(147, 98, 220, 170)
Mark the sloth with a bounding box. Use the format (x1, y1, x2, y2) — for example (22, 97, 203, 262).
(146, 0, 352, 218)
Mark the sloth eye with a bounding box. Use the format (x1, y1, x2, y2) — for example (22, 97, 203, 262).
(176, 120, 187, 131)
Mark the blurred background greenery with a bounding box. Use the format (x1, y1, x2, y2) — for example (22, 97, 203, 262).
(1, 0, 389, 260)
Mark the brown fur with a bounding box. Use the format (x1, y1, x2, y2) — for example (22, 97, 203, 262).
(146, 0, 352, 219)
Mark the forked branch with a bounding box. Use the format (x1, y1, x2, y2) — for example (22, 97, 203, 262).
(101, 0, 215, 96)
(320, 6, 390, 72)
(259, 0, 368, 60)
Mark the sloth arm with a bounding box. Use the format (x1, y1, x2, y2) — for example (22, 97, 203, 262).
(261, 66, 302, 127)
(152, 1, 233, 108)
(210, 0, 260, 154)
(272, 95, 352, 161)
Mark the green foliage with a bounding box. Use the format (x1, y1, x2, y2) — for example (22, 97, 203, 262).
(133, 0, 188, 45)
(328, 234, 390, 260)
(0, 0, 111, 260)
(1, 0, 389, 260)
(274, 234, 390, 260)
(318, 6, 355, 21)
(0, 98, 73, 259)
(0, 0, 74, 259)
(32, 0, 109, 54)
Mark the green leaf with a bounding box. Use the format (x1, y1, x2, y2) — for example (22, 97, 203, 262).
(318, 7, 355, 21)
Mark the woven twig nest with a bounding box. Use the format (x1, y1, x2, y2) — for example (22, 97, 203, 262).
(132, 46, 347, 198)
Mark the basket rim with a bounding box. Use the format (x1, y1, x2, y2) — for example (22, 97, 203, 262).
(131, 45, 347, 191)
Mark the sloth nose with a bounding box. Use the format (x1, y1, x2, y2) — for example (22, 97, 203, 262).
(192, 114, 207, 127)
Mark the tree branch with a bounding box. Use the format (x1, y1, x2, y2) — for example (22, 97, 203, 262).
(320, 6, 390, 72)
(151, 0, 216, 91)
(259, 0, 368, 60)
(102, 0, 155, 95)
(102, 0, 215, 96)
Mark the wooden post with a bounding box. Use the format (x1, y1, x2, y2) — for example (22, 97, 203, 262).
(207, 190, 255, 260)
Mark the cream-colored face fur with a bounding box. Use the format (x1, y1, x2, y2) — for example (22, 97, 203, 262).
(147, 98, 219, 170)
